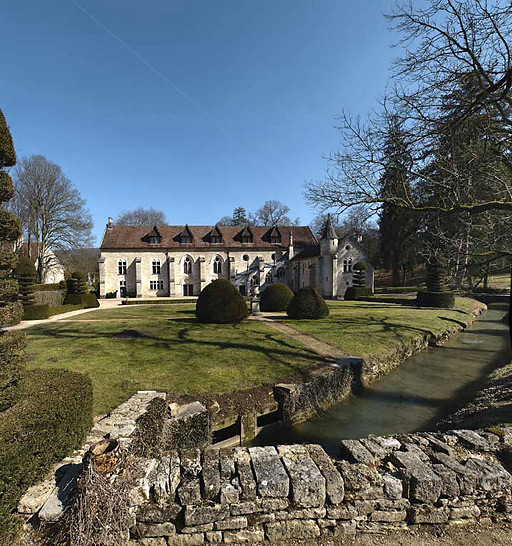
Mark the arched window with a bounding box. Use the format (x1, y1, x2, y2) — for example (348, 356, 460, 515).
(118, 259, 127, 275)
(250, 276, 258, 287)
(348, 258, 353, 272)
(265, 272, 272, 283)
(343, 259, 348, 273)
(184, 257, 192, 275)
(277, 267, 285, 278)
(213, 257, 222, 274)
(152, 258, 161, 275)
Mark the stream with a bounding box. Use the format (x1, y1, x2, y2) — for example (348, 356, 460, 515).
(251, 301, 511, 457)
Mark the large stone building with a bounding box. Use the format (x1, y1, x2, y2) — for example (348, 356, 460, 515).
(98, 215, 373, 299)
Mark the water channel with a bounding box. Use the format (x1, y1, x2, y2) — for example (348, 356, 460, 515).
(252, 301, 511, 457)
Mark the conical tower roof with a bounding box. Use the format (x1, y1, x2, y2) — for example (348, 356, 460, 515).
(321, 214, 337, 240)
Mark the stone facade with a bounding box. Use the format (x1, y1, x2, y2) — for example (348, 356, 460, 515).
(98, 217, 374, 299)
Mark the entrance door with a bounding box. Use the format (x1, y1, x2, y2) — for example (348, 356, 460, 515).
(183, 284, 194, 296)
(119, 280, 126, 298)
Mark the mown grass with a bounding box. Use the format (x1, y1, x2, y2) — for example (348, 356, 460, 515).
(285, 297, 484, 361)
(25, 318, 319, 415)
(489, 274, 510, 290)
(70, 304, 196, 320)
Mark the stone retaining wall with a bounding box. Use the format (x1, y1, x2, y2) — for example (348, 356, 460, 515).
(127, 426, 512, 544)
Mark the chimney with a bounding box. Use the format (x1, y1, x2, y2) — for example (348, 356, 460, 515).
(288, 231, 294, 260)
(107, 217, 113, 229)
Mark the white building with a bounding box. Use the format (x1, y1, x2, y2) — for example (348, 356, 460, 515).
(98, 216, 373, 299)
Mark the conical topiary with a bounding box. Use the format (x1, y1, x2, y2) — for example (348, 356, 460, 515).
(0, 108, 25, 411)
(14, 256, 36, 310)
(286, 286, 329, 319)
(352, 261, 368, 288)
(417, 255, 455, 308)
(260, 283, 294, 312)
(196, 279, 249, 324)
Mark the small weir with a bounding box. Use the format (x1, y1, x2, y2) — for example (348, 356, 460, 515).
(250, 301, 511, 456)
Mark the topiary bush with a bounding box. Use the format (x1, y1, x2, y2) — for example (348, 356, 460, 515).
(14, 256, 36, 310)
(344, 286, 374, 300)
(352, 261, 368, 288)
(286, 286, 329, 319)
(66, 271, 87, 295)
(416, 256, 455, 308)
(84, 292, 99, 308)
(22, 304, 50, 320)
(0, 108, 24, 411)
(195, 279, 249, 323)
(0, 369, 93, 544)
(260, 282, 294, 312)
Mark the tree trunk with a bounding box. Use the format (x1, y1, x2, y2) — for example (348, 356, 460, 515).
(392, 264, 400, 286)
(509, 265, 511, 347)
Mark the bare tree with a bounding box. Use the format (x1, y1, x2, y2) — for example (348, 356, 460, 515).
(253, 200, 300, 226)
(305, 1, 512, 216)
(12, 155, 94, 282)
(116, 207, 166, 226)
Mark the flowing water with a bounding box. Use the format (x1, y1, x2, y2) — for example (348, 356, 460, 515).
(252, 302, 511, 457)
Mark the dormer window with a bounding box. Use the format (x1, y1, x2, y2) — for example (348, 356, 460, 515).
(242, 235, 252, 244)
(179, 225, 194, 244)
(149, 236, 161, 244)
(181, 235, 193, 244)
(211, 236, 222, 244)
(238, 226, 253, 244)
(144, 226, 162, 245)
(271, 236, 280, 244)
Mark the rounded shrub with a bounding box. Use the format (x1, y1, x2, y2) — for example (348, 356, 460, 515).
(195, 279, 249, 323)
(416, 256, 455, 308)
(260, 283, 294, 312)
(286, 286, 329, 319)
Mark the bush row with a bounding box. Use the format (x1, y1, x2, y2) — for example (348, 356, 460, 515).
(0, 369, 93, 543)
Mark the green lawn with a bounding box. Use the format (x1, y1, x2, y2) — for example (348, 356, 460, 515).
(70, 304, 196, 320)
(285, 297, 483, 361)
(25, 318, 319, 415)
(489, 274, 510, 290)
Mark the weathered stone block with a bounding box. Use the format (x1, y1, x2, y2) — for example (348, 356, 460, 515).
(340, 439, 375, 465)
(432, 464, 460, 498)
(465, 457, 512, 491)
(136, 503, 181, 523)
(38, 463, 83, 522)
(277, 445, 326, 507)
(205, 531, 223, 543)
(370, 510, 407, 522)
(202, 449, 220, 501)
(409, 505, 450, 524)
(450, 505, 481, 520)
(383, 473, 403, 500)
(180, 449, 202, 477)
(224, 528, 265, 543)
(133, 522, 176, 538)
(214, 516, 248, 531)
(307, 444, 344, 504)
(260, 498, 290, 512)
(163, 402, 210, 451)
(392, 451, 442, 503)
(433, 453, 479, 494)
(177, 477, 201, 505)
(219, 449, 236, 480)
(181, 523, 214, 533)
(230, 499, 263, 516)
(265, 519, 320, 540)
(451, 429, 492, 452)
(167, 534, 204, 546)
(185, 504, 230, 526)
(234, 448, 257, 500)
(274, 507, 326, 521)
(220, 482, 240, 504)
(326, 504, 357, 520)
(248, 446, 289, 498)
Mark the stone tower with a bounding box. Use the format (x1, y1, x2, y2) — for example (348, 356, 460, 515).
(319, 214, 338, 298)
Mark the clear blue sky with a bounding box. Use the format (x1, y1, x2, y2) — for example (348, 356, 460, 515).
(2, 0, 402, 243)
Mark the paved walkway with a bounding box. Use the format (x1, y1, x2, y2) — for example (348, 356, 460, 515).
(251, 314, 346, 361)
(4, 299, 122, 331)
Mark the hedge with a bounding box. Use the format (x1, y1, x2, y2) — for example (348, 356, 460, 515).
(0, 369, 93, 543)
(260, 283, 294, 312)
(344, 286, 374, 300)
(287, 286, 329, 319)
(64, 292, 99, 308)
(196, 279, 249, 323)
(48, 304, 86, 317)
(22, 304, 50, 320)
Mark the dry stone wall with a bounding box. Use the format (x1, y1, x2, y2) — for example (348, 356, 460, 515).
(128, 427, 512, 544)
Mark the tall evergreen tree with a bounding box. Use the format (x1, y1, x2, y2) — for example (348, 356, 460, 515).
(0, 109, 25, 411)
(378, 119, 419, 285)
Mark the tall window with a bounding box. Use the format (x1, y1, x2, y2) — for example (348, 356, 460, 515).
(152, 258, 161, 274)
(184, 257, 192, 274)
(343, 259, 348, 273)
(118, 259, 127, 275)
(213, 257, 222, 274)
(348, 258, 353, 272)
(277, 267, 285, 278)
